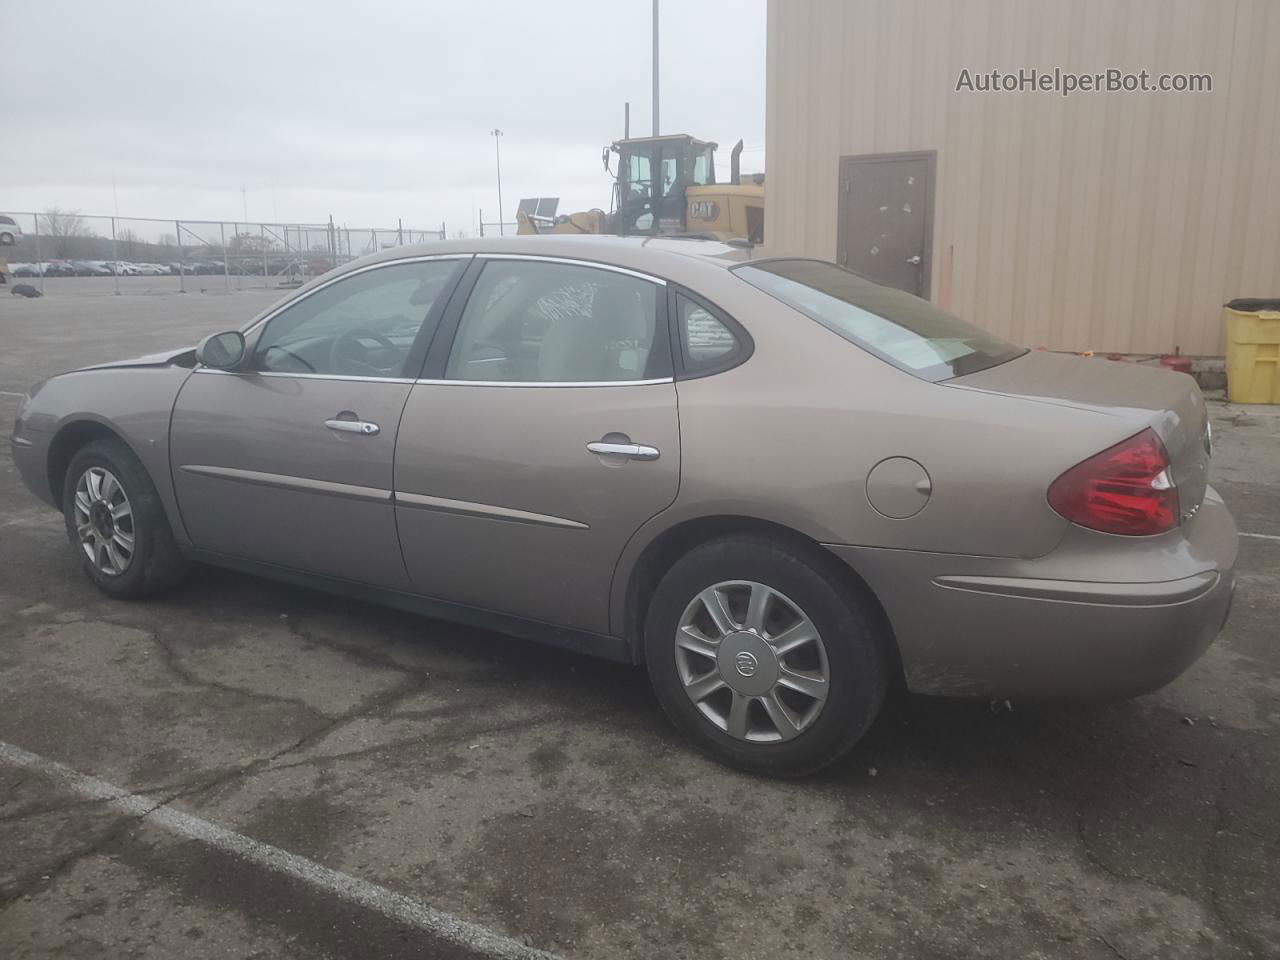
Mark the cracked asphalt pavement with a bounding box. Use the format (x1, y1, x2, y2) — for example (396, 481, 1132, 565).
(2, 284, 1278, 959)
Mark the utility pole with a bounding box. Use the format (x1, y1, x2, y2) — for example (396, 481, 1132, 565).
(490, 128, 505, 236)
(652, 0, 660, 136)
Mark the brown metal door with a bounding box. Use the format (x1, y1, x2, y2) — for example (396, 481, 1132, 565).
(837, 151, 935, 297)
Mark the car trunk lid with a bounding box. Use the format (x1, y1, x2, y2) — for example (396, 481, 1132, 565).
(947, 350, 1210, 521)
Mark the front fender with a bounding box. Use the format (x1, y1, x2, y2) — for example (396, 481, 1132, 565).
(13, 366, 194, 544)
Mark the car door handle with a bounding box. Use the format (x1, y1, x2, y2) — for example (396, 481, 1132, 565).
(587, 441, 660, 461)
(325, 418, 380, 436)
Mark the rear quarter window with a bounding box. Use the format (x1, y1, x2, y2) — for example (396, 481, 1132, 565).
(671, 290, 752, 378)
(678, 295, 738, 367)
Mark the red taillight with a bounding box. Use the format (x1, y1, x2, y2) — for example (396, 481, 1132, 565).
(1048, 428, 1179, 536)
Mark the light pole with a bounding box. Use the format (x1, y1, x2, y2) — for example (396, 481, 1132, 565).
(652, 0, 660, 136)
(490, 128, 505, 236)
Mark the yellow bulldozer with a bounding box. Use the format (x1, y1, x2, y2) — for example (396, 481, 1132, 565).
(516, 134, 764, 244)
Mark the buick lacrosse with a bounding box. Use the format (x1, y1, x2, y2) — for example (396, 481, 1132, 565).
(9, 236, 1236, 776)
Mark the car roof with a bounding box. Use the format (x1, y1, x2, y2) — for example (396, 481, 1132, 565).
(245, 236, 764, 332)
(354, 234, 754, 274)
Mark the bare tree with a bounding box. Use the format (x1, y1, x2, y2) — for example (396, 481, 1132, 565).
(117, 228, 145, 259)
(229, 231, 275, 255)
(41, 207, 91, 258)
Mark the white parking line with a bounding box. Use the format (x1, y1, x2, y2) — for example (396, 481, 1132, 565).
(0, 514, 62, 529)
(0, 390, 26, 397)
(0, 741, 557, 960)
(1241, 532, 1280, 541)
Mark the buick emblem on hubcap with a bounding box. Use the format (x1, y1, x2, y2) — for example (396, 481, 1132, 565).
(734, 651, 759, 678)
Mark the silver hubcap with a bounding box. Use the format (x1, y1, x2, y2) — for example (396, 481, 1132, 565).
(675, 580, 830, 743)
(73, 467, 135, 576)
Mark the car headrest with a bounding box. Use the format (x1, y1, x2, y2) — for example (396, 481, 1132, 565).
(591, 284, 649, 342)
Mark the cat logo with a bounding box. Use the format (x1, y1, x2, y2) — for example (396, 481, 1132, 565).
(690, 200, 720, 221)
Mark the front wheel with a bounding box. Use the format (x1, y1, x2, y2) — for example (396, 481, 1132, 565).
(645, 535, 889, 777)
(62, 438, 191, 599)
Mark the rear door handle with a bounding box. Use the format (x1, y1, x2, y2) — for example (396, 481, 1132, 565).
(325, 418, 380, 436)
(587, 441, 660, 461)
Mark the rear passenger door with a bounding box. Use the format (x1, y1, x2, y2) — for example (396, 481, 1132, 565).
(393, 256, 680, 637)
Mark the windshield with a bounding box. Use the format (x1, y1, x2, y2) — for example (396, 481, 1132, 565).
(733, 259, 1025, 381)
(625, 152, 651, 195)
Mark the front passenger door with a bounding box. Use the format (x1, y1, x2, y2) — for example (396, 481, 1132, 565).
(170, 257, 465, 588)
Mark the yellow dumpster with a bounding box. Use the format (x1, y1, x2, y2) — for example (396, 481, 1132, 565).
(1224, 299, 1280, 405)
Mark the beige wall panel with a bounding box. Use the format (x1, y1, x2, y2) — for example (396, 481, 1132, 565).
(765, 0, 1280, 356)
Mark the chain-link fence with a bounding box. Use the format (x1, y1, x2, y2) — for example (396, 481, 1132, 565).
(477, 208, 518, 237)
(0, 212, 446, 295)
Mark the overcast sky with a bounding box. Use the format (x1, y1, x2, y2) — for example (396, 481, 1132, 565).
(4, 0, 765, 238)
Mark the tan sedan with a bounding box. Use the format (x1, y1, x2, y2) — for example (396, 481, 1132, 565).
(9, 236, 1236, 776)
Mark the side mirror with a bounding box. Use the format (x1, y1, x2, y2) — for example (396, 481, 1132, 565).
(196, 330, 246, 370)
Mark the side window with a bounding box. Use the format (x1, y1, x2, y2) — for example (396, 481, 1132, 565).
(253, 260, 458, 378)
(446, 261, 660, 383)
(677, 293, 743, 373)
(692, 150, 712, 186)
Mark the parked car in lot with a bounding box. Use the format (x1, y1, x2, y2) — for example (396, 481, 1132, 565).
(179, 260, 222, 275)
(0, 215, 23, 245)
(8, 237, 1236, 776)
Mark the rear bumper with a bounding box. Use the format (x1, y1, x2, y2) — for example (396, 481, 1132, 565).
(827, 488, 1238, 699)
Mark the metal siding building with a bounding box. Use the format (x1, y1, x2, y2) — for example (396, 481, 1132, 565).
(764, 0, 1280, 357)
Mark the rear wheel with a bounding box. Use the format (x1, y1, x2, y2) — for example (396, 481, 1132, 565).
(62, 438, 190, 599)
(644, 535, 889, 777)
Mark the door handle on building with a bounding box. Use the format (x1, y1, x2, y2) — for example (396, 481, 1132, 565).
(906, 254, 922, 265)
(587, 440, 660, 461)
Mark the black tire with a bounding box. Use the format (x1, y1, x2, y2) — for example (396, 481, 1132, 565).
(62, 437, 191, 599)
(644, 535, 889, 777)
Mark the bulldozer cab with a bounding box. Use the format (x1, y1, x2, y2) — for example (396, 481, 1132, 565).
(518, 132, 762, 242)
(613, 135, 717, 235)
